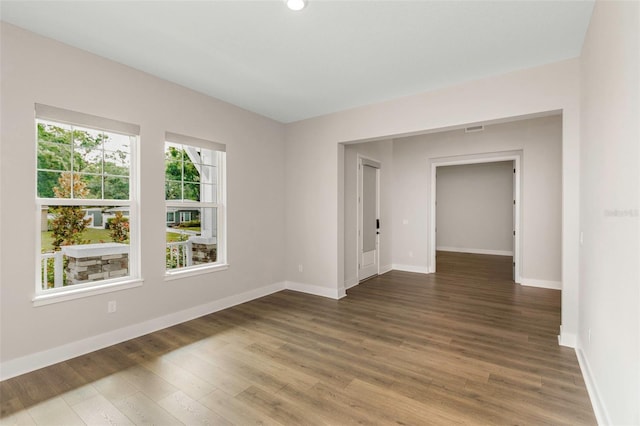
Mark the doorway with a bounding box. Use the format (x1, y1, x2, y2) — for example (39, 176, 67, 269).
(429, 151, 521, 283)
(358, 157, 380, 281)
(435, 161, 515, 280)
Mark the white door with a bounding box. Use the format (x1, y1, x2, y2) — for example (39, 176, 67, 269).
(512, 161, 516, 281)
(359, 160, 380, 281)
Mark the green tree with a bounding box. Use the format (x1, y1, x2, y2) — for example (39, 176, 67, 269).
(37, 122, 130, 200)
(165, 146, 200, 201)
(50, 172, 91, 249)
(108, 211, 129, 243)
(37, 123, 72, 197)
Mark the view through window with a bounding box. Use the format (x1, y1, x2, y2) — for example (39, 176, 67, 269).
(36, 113, 137, 293)
(165, 136, 225, 272)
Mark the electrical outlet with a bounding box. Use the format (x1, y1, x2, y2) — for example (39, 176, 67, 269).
(588, 328, 591, 344)
(409, 251, 414, 258)
(108, 300, 117, 313)
(402, 219, 409, 225)
(298, 264, 303, 272)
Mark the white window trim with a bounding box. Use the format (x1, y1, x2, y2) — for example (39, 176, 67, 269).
(164, 136, 227, 276)
(35, 104, 140, 136)
(164, 263, 229, 281)
(33, 278, 144, 307)
(34, 112, 140, 304)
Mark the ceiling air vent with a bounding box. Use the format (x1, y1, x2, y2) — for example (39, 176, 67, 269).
(465, 125, 484, 133)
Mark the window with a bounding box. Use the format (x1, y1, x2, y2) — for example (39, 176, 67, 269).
(165, 132, 226, 273)
(35, 104, 139, 297)
(180, 211, 192, 223)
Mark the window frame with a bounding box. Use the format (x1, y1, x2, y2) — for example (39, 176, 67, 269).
(164, 133, 227, 277)
(33, 105, 141, 305)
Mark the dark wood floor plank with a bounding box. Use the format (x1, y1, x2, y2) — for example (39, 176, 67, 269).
(198, 388, 284, 426)
(0, 251, 596, 424)
(157, 390, 232, 426)
(235, 385, 322, 426)
(113, 391, 182, 425)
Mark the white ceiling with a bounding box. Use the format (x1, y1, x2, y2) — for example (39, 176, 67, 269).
(1, 1, 594, 123)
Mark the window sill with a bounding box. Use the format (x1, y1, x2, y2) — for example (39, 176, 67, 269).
(33, 278, 144, 307)
(164, 263, 229, 281)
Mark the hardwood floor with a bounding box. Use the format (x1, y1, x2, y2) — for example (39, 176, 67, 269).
(1, 252, 596, 425)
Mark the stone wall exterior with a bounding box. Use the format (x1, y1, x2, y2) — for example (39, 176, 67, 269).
(191, 242, 217, 265)
(62, 243, 129, 285)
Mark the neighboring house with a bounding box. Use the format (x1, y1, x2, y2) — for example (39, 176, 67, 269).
(41, 206, 105, 230)
(84, 207, 104, 228)
(166, 207, 200, 226)
(43, 205, 196, 231)
(42, 206, 122, 230)
(101, 207, 130, 229)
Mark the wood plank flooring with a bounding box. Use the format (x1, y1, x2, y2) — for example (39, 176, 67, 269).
(1, 252, 596, 425)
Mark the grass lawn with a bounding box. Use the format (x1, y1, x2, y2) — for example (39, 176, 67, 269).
(175, 226, 201, 232)
(41, 229, 193, 251)
(41, 228, 113, 252)
(166, 232, 191, 243)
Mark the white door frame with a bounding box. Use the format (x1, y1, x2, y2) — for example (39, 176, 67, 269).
(428, 151, 522, 283)
(357, 154, 381, 281)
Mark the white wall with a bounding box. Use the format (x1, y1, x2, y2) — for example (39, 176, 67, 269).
(343, 140, 393, 288)
(0, 24, 286, 373)
(285, 57, 581, 345)
(578, 1, 639, 424)
(393, 117, 561, 283)
(436, 161, 514, 256)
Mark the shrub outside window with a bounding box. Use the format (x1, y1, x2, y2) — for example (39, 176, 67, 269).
(35, 105, 139, 296)
(165, 133, 226, 273)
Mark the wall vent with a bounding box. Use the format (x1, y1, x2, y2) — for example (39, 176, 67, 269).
(465, 125, 484, 133)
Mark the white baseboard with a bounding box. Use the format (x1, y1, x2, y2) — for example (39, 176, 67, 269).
(285, 281, 345, 300)
(379, 264, 393, 274)
(344, 277, 359, 290)
(520, 277, 562, 290)
(0, 282, 286, 381)
(391, 264, 429, 274)
(557, 326, 577, 348)
(437, 246, 513, 256)
(576, 347, 611, 426)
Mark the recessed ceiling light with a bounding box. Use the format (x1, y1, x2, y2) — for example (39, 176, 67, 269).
(286, 0, 307, 11)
